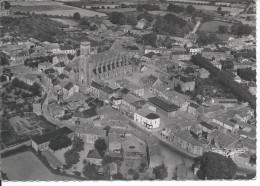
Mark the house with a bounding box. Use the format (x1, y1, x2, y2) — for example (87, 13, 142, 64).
(141, 74, 162, 88)
(44, 68, 56, 75)
(86, 149, 103, 166)
(41, 150, 63, 170)
(33, 97, 44, 116)
(187, 102, 199, 116)
(148, 96, 179, 118)
(169, 51, 191, 61)
(76, 126, 105, 145)
(249, 86, 256, 95)
(59, 45, 75, 54)
(233, 62, 255, 70)
(134, 107, 160, 129)
(189, 46, 203, 55)
(115, 79, 144, 97)
(171, 74, 195, 91)
(99, 85, 114, 103)
(52, 54, 69, 65)
(136, 18, 146, 29)
(63, 82, 79, 99)
(72, 108, 99, 123)
(53, 62, 66, 74)
(38, 62, 52, 73)
(64, 66, 79, 83)
(152, 84, 190, 110)
(121, 92, 146, 114)
(201, 48, 227, 61)
(19, 74, 38, 86)
(173, 131, 203, 156)
(90, 81, 103, 98)
(31, 127, 74, 152)
(235, 109, 254, 123)
(198, 68, 210, 79)
(212, 117, 239, 132)
(196, 121, 218, 140)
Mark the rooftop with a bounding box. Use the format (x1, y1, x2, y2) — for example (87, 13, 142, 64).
(32, 127, 73, 145)
(148, 96, 179, 112)
(74, 108, 97, 119)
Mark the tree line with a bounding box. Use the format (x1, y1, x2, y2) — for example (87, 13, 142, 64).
(12, 78, 42, 97)
(191, 55, 256, 109)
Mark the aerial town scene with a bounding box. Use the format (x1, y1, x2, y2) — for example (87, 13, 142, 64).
(0, 0, 257, 182)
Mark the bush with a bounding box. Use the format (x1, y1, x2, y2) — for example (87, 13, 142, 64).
(74, 171, 81, 177)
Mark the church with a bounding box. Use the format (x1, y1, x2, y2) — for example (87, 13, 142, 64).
(79, 41, 134, 90)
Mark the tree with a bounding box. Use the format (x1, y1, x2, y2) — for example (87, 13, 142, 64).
(153, 164, 168, 180)
(194, 151, 237, 180)
(0, 52, 9, 66)
(72, 136, 84, 152)
(186, 5, 195, 14)
(230, 24, 252, 36)
(133, 172, 140, 180)
(217, 6, 222, 12)
(48, 133, 72, 151)
(82, 162, 97, 179)
(221, 60, 234, 70)
(94, 138, 107, 157)
(109, 12, 125, 25)
(64, 148, 80, 166)
(112, 173, 125, 180)
(73, 12, 81, 20)
(237, 68, 256, 82)
(136, 32, 157, 47)
(218, 25, 229, 33)
(167, 4, 184, 13)
(2, 1, 11, 9)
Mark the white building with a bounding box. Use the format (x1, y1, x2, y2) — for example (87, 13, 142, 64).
(134, 107, 160, 129)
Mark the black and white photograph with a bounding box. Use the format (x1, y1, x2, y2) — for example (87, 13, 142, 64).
(0, 0, 258, 184)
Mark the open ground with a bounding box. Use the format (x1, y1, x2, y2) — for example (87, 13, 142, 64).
(1, 151, 74, 181)
(10, 1, 106, 17)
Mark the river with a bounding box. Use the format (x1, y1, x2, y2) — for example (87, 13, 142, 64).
(159, 140, 197, 180)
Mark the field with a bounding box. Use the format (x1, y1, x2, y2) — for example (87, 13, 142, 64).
(50, 18, 79, 27)
(10, 1, 106, 18)
(199, 21, 231, 32)
(95, 8, 136, 13)
(1, 151, 74, 181)
(174, 3, 244, 13)
(198, 20, 236, 40)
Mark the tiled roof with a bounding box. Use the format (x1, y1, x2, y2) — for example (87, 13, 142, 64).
(32, 127, 73, 145)
(174, 131, 202, 147)
(60, 45, 74, 51)
(90, 50, 118, 63)
(146, 113, 160, 120)
(54, 62, 66, 68)
(123, 92, 140, 104)
(87, 149, 102, 159)
(63, 82, 74, 91)
(148, 96, 179, 112)
(91, 81, 103, 90)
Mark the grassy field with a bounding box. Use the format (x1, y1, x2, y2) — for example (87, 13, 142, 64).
(198, 20, 237, 40)
(1, 151, 74, 181)
(95, 8, 136, 13)
(11, 1, 106, 17)
(199, 21, 232, 32)
(50, 18, 79, 27)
